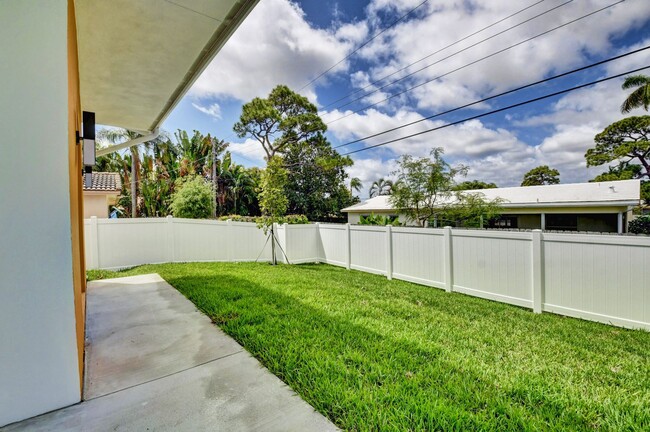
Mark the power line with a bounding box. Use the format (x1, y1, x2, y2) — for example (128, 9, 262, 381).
(321, 0, 549, 110)
(341, 64, 650, 156)
(325, 0, 624, 125)
(333, 45, 650, 149)
(298, 0, 430, 91)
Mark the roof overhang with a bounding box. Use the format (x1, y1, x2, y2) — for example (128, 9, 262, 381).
(75, 0, 258, 132)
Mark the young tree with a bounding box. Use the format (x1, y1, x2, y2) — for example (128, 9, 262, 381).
(390, 148, 467, 227)
(369, 178, 393, 197)
(233, 85, 326, 160)
(258, 156, 289, 264)
(521, 165, 560, 186)
(586, 116, 650, 179)
(620, 74, 650, 113)
(169, 175, 215, 219)
(453, 180, 498, 190)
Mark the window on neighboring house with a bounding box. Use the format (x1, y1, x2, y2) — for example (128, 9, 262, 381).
(546, 214, 578, 231)
(489, 216, 518, 228)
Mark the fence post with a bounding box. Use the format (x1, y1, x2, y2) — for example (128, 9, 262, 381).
(226, 219, 233, 262)
(443, 226, 453, 292)
(282, 223, 289, 264)
(345, 223, 351, 270)
(166, 215, 175, 263)
(386, 225, 393, 280)
(315, 222, 320, 263)
(531, 229, 544, 313)
(90, 216, 99, 269)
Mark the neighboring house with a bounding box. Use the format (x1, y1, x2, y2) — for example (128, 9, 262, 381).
(1, 0, 257, 427)
(342, 180, 641, 233)
(83, 172, 121, 218)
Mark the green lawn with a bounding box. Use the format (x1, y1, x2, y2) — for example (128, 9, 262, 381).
(88, 263, 650, 431)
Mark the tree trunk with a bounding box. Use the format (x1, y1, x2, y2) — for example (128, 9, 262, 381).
(212, 140, 217, 218)
(270, 225, 276, 265)
(131, 147, 138, 218)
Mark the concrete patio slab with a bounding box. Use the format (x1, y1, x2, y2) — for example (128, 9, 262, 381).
(2, 274, 337, 432)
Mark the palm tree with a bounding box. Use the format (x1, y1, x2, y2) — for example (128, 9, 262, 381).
(97, 128, 166, 217)
(350, 177, 362, 195)
(621, 74, 650, 113)
(369, 178, 393, 198)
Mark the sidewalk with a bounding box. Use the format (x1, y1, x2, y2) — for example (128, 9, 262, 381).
(2, 274, 337, 431)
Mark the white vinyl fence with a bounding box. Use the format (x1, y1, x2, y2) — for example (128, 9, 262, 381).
(85, 217, 650, 330)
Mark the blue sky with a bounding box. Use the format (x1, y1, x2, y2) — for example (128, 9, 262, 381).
(163, 0, 650, 197)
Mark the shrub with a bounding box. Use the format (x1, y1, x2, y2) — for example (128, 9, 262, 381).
(359, 213, 401, 226)
(169, 175, 215, 219)
(629, 215, 650, 234)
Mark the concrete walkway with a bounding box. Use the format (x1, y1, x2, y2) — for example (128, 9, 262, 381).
(3, 274, 337, 431)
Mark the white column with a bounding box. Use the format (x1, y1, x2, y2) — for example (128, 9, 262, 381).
(617, 212, 623, 234)
(540, 213, 546, 231)
(226, 219, 233, 262)
(385, 225, 393, 280)
(443, 226, 453, 292)
(282, 223, 289, 264)
(345, 223, 351, 270)
(531, 229, 544, 313)
(166, 215, 175, 263)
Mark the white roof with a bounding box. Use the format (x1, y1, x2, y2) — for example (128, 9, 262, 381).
(342, 180, 641, 212)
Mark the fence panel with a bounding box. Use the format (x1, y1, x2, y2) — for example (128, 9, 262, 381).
(543, 234, 650, 329)
(391, 227, 445, 288)
(318, 224, 347, 267)
(228, 221, 272, 262)
(451, 230, 533, 308)
(350, 226, 387, 275)
(172, 219, 230, 262)
(284, 224, 320, 264)
(95, 219, 167, 269)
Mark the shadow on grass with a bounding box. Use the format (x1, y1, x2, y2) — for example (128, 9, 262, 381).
(157, 268, 647, 432)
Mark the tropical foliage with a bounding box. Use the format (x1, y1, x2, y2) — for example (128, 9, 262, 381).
(620, 74, 650, 113)
(359, 213, 400, 226)
(628, 215, 650, 234)
(369, 178, 393, 197)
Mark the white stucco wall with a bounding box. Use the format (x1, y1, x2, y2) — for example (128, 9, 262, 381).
(83, 193, 111, 218)
(0, 1, 81, 426)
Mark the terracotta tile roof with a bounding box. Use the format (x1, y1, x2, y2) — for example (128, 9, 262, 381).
(83, 172, 122, 192)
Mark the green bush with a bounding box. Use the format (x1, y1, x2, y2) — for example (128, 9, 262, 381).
(169, 175, 215, 219)
(629, 215, 650, 234)
(219, 214, 309, 225)
(359, 213, 401, 226)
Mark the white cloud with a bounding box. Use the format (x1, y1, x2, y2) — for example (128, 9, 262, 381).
(227, 139, 267, 166)
(189, 0, 357, 103)
(191, 102, 222, 120)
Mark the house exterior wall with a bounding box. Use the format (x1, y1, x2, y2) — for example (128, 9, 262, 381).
(83, 193, 112, 218)
(0, 0, 81, 426)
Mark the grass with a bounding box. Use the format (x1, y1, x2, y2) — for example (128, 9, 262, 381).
(88, 263, 650, 431)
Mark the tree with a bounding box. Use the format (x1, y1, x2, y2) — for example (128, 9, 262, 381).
(258, 156, 289, 264)
(233, 85, 326, 159)
(586, 116, 650, 180)
(521, 165, 560, 186)
(620, 74, 650, 113)
(369, 178, 393, 197)
(390, 148, 467, 227)
(169, 175, 215, 219)
(350, 177, 362, 195)
(283, 134, 356, 221)
(97, 128, 167, 217)
(453, 180, 497, 190)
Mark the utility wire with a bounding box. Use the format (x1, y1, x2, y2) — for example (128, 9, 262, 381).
(298, 0, 430, 91)
(333, 45, 650, 149)
(326, 0, 624, 125)
(321, 0, 549, 110)
(341, 65, 650, 156)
